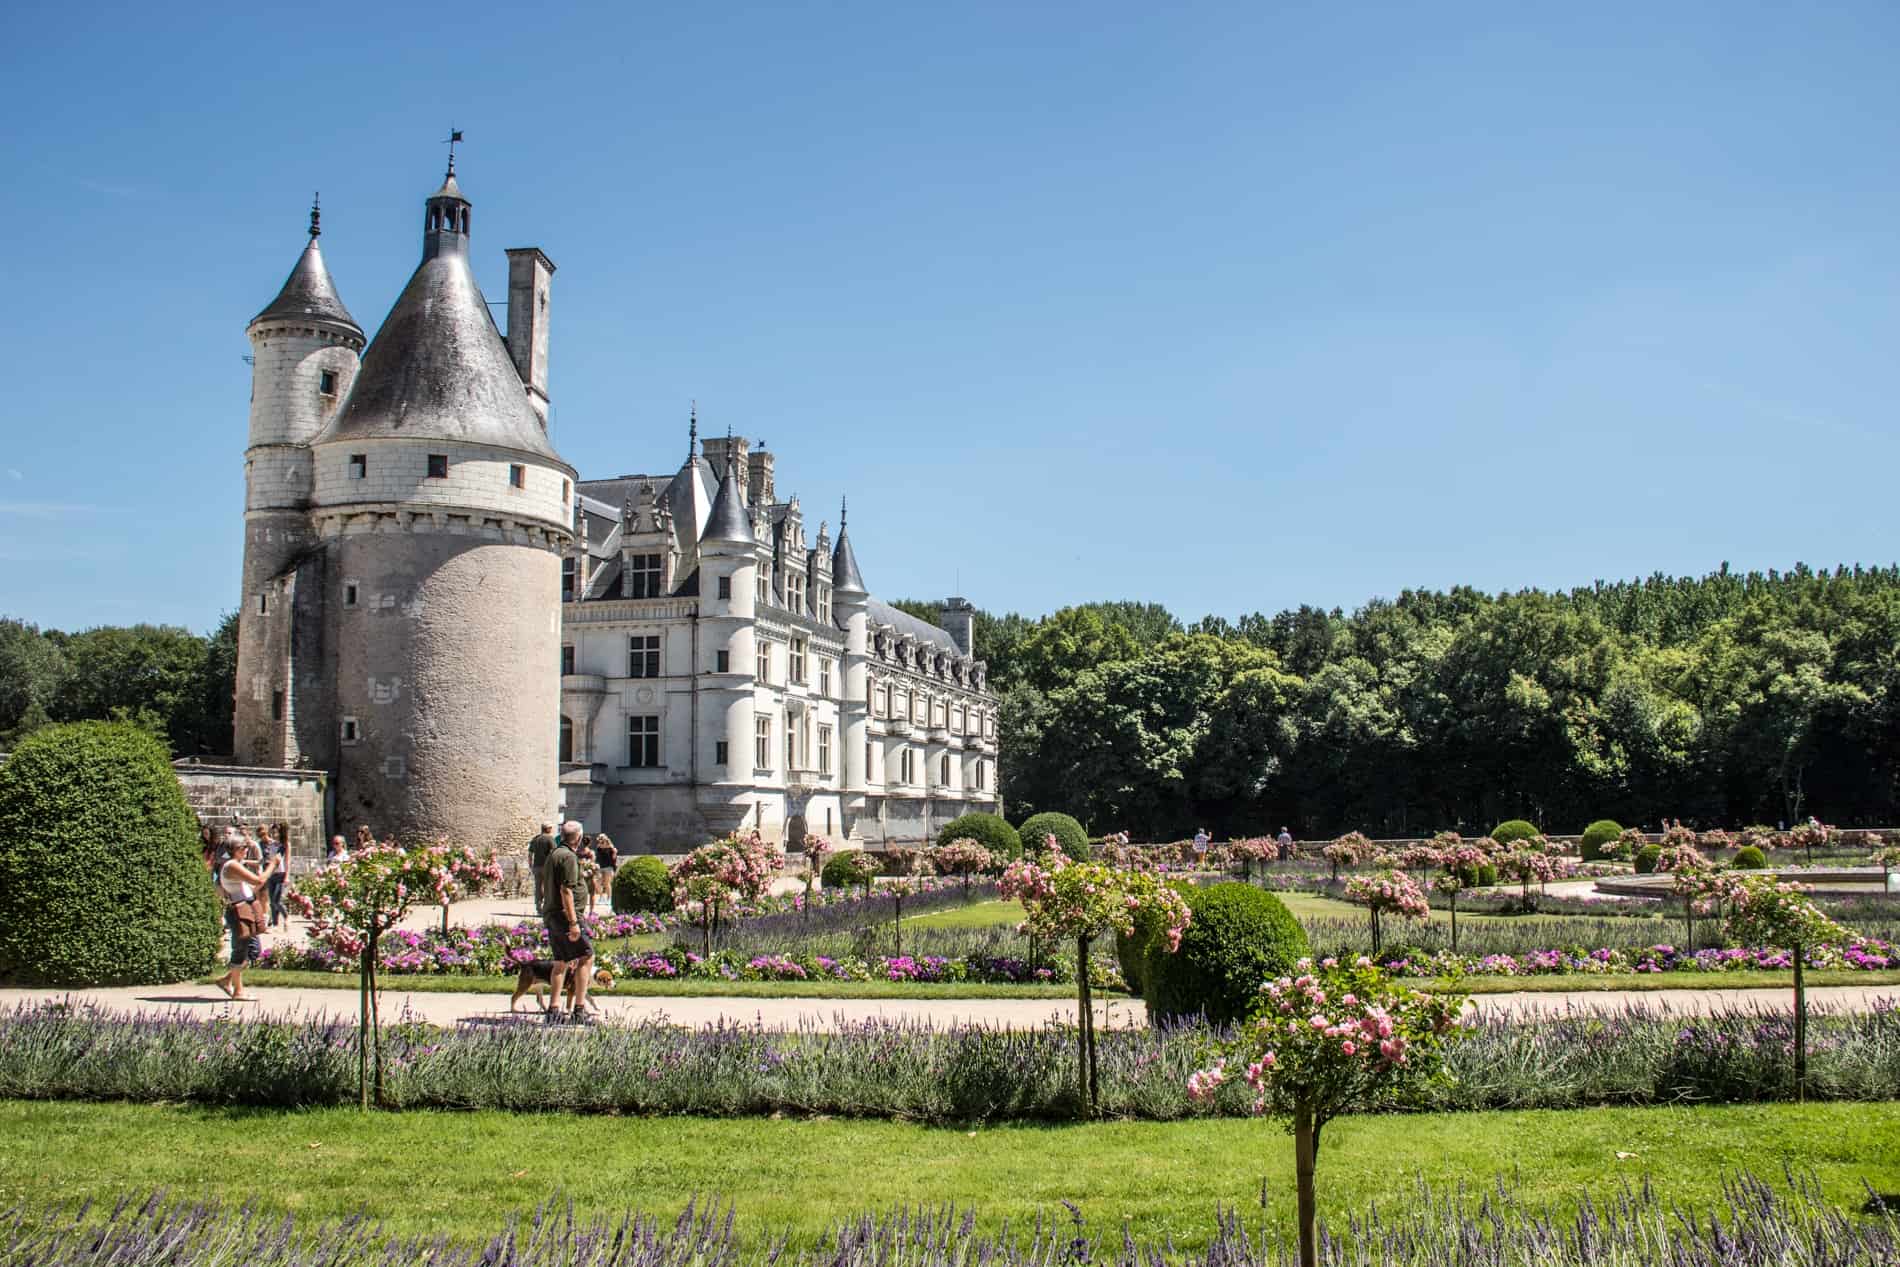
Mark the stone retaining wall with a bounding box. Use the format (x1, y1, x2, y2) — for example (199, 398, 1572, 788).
(173, 762, 329, 871)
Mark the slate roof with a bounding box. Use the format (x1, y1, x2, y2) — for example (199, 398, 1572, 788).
(251, 237, 362, 338)
(865, 597, 960, 654)
(316, 176, 564, 465)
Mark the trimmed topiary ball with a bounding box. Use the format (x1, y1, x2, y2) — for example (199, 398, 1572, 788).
(1732, 845, 1768, 870)
(1143, 883, 1310, 1026)
(0, 721, 221, 986)
(1491, 819, 1541, 847)
(1579, 819, 1623, 862)
(936, 812, 1021, 861)
(1633, 843, 1663, 874)
(822, 850, 880, 890)
(1017, 811, 1089, 860)
(611, 856, 673, 913)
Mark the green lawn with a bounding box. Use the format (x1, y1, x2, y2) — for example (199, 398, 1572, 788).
(905, 898, 1025, 929)
(1273, 890, 1652, 927)
(222, 968, 1092, 999)
(2, 1100, 1893, 1250)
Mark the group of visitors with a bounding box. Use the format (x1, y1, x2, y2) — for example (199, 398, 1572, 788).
(529, 820, 608, 1025)
(325, 823, 399, 865)
(200, 820, 292, 1000)
(1190, 825, 1296, 865)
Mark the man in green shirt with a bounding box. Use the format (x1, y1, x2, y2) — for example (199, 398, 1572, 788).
(540, 821, 595, 1024)
(527, 824, 555, 910)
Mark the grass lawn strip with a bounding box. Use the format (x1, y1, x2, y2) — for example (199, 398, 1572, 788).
(0, 1100, 1892, 1252)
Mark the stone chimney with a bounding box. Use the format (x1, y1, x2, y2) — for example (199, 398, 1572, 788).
(746, 446, 776, 506)
(940, 597, 976, 655)
(504, 248, 555, 427)
(701, 434, 750, 489)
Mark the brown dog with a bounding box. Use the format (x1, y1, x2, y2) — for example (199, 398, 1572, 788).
(507, 960, 615, 1013)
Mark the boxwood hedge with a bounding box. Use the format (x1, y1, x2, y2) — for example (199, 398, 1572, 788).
(0, 721, 221, 986)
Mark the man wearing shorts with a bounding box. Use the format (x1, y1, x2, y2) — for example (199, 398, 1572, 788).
(541, 821, 595, 1024)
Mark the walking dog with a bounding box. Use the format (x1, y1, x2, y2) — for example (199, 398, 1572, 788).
(507, 959, 615, 1013)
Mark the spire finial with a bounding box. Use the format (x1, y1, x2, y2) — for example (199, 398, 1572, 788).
(309, 192, 321, 240)
(688, 401, 698, 463)
(443, 127, 464, 177)
(839, 496, 848, 531)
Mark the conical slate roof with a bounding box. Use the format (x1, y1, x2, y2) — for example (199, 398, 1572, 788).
(316, 243, 562, 462)
(701, 458, 754, 546)
(251, 237, 362, 338)
(831, 526, 866, 594)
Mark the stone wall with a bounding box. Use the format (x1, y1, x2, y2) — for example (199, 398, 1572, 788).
(174, 762, 328, 872)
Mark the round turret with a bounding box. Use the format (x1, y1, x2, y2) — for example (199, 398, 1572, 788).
(308, 161, 575, 853)
(235, 199, 365, 768)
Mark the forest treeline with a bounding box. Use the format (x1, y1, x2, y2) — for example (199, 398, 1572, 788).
(7, 562, 1894, 840)
(899, 563, 1900, 839)
(0, 616, 236, 756)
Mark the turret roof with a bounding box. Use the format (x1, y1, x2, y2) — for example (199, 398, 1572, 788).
(700, 454, 754, 546)
(831, 501, 866, 594)
(251, 235, 362, 338)
(315, 175, 563, 464)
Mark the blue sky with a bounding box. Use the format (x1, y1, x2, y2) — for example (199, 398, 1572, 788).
(3, 1, 1896, 635)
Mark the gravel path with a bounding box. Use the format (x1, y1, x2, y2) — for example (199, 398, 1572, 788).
(2, 981, 1895, 1031)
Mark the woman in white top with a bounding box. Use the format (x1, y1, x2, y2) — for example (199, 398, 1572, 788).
(213, 836, 268, 1000)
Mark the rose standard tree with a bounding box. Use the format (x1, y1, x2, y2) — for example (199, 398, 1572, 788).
(999, 848, 1189, 1116)
(928, 837, 994, 896)
(1342, 869, 1429, 957)
(670, 831, 785, 954)
(1705, 873, 1856, 1100)
(290, 839, 498, 1109)
(1189, 960, 1469, 1267)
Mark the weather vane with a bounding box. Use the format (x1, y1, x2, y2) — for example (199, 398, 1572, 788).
(443, 127, 464, 174)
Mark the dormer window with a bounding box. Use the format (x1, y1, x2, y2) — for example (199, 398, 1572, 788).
(426, 454, 448, 479)
(318, 369, 338, 397)
(627, 553, 663, 599)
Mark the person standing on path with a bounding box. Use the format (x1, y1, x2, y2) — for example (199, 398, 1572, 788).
(540, 822, 595, 1024)
(213, 834, 268, 1001)
(1277, 826, 1293, 855)
(261, 828, 289, 929)
(528, 823, 556, 910)
(1192, 828, 1209, 869)
(592, 833, 618, 914)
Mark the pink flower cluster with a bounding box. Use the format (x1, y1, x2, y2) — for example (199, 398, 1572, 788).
(1343, 869, 1430, 920)
(1186, 959, 1467, 1117)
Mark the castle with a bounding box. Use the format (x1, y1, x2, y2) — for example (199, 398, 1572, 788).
(234, 157, 997, 854)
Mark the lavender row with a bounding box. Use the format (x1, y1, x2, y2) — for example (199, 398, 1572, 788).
(8, 1171, 1896, 1266)
(2, 1001, 1897, 1119)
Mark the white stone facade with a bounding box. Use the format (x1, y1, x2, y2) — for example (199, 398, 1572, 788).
(559, 442, 1001, 853)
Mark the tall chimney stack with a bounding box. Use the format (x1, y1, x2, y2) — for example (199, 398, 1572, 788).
(504, 247, 555, 428)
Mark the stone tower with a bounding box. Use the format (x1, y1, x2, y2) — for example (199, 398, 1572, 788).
(236, 199, 364, 769)
(306, 158, 576, 852)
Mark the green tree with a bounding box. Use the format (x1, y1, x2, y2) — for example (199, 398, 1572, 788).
(0, 618, 67, 742)
(50, 624, 212, 754)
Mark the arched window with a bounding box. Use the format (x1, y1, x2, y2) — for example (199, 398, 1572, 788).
(558, 716, 574, 763)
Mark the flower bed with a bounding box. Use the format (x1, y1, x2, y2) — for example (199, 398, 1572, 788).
(259, 912, 671, 975)
(613, 946, 1108, 987)
(3, 999, 1898, 1119)
(1378, 939, 1900, 979)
